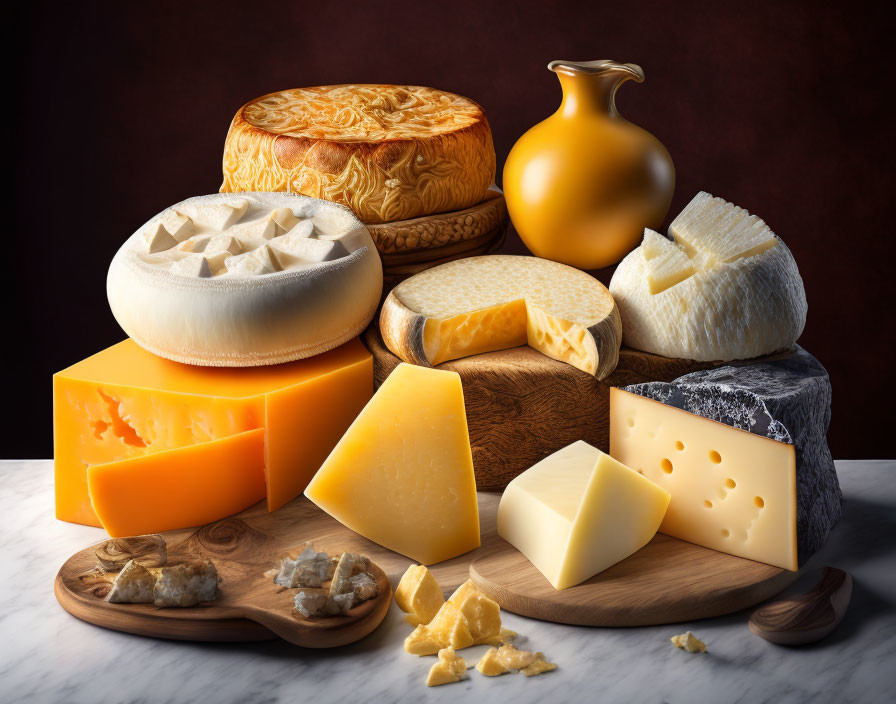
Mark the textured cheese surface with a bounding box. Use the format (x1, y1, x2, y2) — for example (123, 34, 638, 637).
(497, 441, 670, 590)
(620, 347, 841, 565)
(382, 255, 621, 378)
(610, 192, 807, 361)
(107, 192, 382, 366)
(54, 338, 372, 528)
(221, 85, 495, 223)
(426, 648, 467, 687)
(610, 388, 798, 569)
(304, 363, 480, 565)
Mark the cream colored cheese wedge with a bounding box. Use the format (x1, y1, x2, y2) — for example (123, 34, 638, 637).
(107, 192, 382, 367)
(610, 192, 807, 362)
(497, 441, 670, 590)
(380, 255, 621, 379)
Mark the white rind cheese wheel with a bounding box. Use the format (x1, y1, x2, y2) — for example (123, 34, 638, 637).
(380, 255, 622, 379)
(107, 193, 382, 366)
(609, 192, 807, 362)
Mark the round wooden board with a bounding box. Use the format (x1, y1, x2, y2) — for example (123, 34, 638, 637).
(470, 533, 801, 627)
(363, 325, 717, 490)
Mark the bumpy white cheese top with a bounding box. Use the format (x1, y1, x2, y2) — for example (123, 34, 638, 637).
(107, 192, 383, 366)
(392, 254, 616, 324)
(610, 192, 807, 362)
(134, 195, 356, 278)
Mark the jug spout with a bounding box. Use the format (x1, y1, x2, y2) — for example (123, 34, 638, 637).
(549, 59, 645, 118)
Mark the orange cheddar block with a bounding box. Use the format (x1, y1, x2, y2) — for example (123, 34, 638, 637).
(54, 338, 372, 529)
(88, 429, 267, 537)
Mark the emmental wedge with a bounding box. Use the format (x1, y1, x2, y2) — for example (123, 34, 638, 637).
(380, 255, 622, 379)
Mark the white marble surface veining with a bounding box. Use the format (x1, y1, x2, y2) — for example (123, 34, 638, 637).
(0, 460, 893, 703)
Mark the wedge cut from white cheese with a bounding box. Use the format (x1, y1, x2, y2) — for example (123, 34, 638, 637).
(305, 363, 480, 565)
(609, 192, 807, 362)
(107, 192, 382, 366)
(497, 441, 670, 590)
(380, 255, 622, 379)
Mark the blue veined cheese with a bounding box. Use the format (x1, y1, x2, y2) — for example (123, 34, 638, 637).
(611, 346, 841, 570)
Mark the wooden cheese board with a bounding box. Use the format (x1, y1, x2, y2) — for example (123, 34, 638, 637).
(57, 492, 800, 643)
(363, 325, 717, 489)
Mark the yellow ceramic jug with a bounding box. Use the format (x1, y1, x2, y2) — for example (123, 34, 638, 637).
(503, 59, 675, 270)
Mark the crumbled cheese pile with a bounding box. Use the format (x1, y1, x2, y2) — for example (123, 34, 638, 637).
(394, 564, 557, 686)
(273, 543, 379, 618)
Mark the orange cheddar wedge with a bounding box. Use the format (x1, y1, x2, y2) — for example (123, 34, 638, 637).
(54, 338, 372, 529)
(88, 429, 266, 537)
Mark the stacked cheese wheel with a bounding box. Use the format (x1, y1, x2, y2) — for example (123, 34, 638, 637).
(220, 84, 504, 270)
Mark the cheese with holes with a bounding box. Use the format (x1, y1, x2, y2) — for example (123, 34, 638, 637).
(54, 338, 372, 530)
(380, 255, 622, 379)
(498, 441, 669, 590)
(220, 85, 495, 224)
(107, 192, 382, 366)
(610, 347, 841, 570)
(305, 363, 479, 564)
(609, 191, 807, 361)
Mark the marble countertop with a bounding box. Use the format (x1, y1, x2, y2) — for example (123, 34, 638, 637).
(1, 460, 893, 704)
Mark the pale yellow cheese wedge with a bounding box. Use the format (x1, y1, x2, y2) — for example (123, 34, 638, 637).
(405, 601, 473, 655)
(610, 388, 798, 570)
(497, 440, 670, 590)
(380, 255, 621, 379)
(305, 363, 479, 565)
(475, 647, 510, 676)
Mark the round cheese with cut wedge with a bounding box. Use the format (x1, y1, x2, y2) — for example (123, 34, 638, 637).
(220, 85, 495, 224)
(610, 191, 807, 362)
(380, 255, 622, 379)
(107, 193, 382, 366)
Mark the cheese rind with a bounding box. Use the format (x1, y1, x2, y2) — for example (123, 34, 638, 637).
(497, 441, 670, 590)
(610, 192, 807, 361)
(304, 363, 480, 565)
(221, 84, 495, 224)
(54, 338, 373, 528)
(381, 255, 622, 379)
(611, 347, 840, 568)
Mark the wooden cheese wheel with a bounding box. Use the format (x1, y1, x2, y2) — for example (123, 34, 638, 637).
(362, 325, 716, 489)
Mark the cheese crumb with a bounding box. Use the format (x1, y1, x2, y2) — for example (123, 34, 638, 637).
(671, 631, 707, 653)
(425, 647, 466, 687)
(521, 653, 557, 677)
(395, 564, 445, 626)
(475, 647, 510, 677)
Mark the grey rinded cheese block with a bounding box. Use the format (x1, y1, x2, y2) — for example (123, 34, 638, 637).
(624, 346, 841, 565)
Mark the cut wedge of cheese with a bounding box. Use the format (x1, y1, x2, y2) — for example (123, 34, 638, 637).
(304, 363, 480, 565)
(380, 255, 622, 379)
(88, 429, 266, 537)
(107, 192, 382, 366)
(54, 338, 372, 529)
(610, 192, 807, 361)
(610, 387, 798, 569)
(221, 84, 495, 224)
(497, 441, 670, 590)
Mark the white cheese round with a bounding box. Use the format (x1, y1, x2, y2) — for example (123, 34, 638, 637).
(107, 193, 383, 366)
(609, 192, 807, 362)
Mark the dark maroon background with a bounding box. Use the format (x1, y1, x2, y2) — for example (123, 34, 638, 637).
(9, 1, 894, 458)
